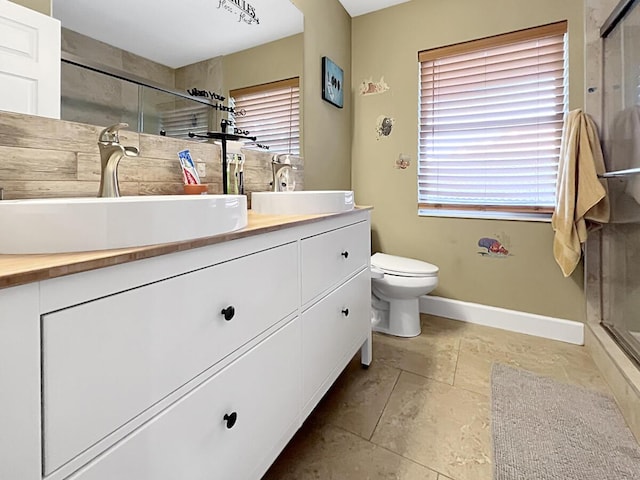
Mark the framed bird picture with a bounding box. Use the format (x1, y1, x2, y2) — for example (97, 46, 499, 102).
(322, 56, 344, 108)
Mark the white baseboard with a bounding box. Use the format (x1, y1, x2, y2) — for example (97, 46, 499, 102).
(419, 295, 584, 345)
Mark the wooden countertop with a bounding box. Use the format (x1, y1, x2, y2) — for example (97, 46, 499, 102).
(0, 208, 371, 290)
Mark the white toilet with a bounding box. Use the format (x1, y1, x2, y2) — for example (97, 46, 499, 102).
(370, 253, 439, 337)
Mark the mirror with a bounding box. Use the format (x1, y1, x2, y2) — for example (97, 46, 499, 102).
(51, 0, 303, 139)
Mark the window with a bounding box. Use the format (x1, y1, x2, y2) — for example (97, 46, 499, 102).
(230, 77, 300, 155)
(418, 21, 568, 218)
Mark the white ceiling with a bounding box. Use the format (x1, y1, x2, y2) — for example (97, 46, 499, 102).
(337, 0, 411, 17)
(52, 0, 303, 68)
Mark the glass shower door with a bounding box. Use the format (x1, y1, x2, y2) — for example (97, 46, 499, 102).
(601, 0, 640, 365)
(60, 58, 217, 139)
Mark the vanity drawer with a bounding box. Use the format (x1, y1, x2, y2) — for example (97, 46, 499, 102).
(67, 318, 301, 480)
(301, 268, 370, 413)
(300, 220, 370, 305)
(42, 242, 297, 475)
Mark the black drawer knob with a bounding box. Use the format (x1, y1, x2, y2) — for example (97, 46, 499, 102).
(342, 308, 350, 317)
(223, 412, 238, 429)
(341, 251, 349, 259)
(221, 306, 235, 321)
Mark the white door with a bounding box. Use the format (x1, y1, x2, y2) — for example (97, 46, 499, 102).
(0, 0, 60, 118)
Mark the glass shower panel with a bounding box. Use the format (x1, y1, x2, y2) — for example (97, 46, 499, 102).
(138, 86, 218, 139)
(602, 1, 640, 365)
(61, 62, 138, 128)
(61, 62, 217, 139)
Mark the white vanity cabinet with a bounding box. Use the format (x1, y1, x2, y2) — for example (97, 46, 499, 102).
(67, 319, 302, 480)
(302, 269, 370, 416)
(0, 209, 371, 480)
(0, 284, 42, 480)
(300, 220, 370, 305)
(299, 220, 372, 416)
(42, 242, 298, 474)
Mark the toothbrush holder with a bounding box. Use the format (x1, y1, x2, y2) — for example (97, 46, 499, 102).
(183, 184, 208, 195)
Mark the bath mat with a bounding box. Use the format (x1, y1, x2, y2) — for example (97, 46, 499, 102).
(491, 364, 640, 480)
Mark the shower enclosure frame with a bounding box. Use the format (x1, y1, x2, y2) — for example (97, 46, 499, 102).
(60, 52, 221, 139)
(597, 0, 640, 367)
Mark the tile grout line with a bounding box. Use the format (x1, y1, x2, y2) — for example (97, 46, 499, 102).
(330, 422, 450, 479)
(365, 364, 472, 480)
(374, 441, 453, 480)
(451, 382, 491, 400)
(330, 422, 372, 443)
(367, 367, 403, 441)
(452, 336, 463, 387)
(397, 367, 461, 389)
(391, 366, 491, 399)
(410, 368, 493, 400)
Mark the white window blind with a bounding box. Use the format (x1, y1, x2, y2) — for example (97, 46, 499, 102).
(418, 21, 568, 214)
(230, 77, 300, 155)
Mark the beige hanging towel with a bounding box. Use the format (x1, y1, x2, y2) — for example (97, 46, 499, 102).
(552, 109, 610, 277)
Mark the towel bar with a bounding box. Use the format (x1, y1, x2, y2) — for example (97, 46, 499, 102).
(598, 167, 640, 178)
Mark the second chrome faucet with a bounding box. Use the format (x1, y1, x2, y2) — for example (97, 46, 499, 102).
(98, 123, 139, 197)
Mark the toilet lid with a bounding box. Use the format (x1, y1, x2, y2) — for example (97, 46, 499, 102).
(371, 253, 439, 277)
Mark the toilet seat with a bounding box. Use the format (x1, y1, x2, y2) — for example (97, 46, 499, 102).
(371, 253, 438, 278)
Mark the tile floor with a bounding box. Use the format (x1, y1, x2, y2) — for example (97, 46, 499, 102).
(263, 315, 613, 480)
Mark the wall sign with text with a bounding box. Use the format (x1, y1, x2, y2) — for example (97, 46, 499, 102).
(218, 0, 260, 25)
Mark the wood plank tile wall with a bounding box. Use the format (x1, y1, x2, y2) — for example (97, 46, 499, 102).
(0, 111, 303, 202)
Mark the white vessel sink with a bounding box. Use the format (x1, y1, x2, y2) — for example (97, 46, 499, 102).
(251, 191, 355, 215)
(0, 195, 248, 254)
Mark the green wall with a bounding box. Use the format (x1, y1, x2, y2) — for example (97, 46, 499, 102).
(351, 0, 586, 321)
(9, 0, 50, 15)
(292, 0, 352, 190)
(222, 33, 303, 94)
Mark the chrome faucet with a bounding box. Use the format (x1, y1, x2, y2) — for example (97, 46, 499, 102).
(97, 123, 139, 197)
(271, 154, 296, 192)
